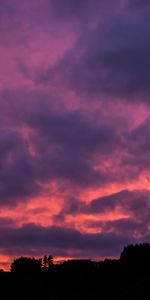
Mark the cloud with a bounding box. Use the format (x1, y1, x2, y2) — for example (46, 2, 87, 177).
(1, 0, 150, 104)
(0, 82, 150, 207)
(122, 117, 150, 172)
(0, 188, 148, 259)
(58, 189, 150, 217)
(127, 0, 150, 10)
(0, 217, 15, 228)
(53, 189, 150, 241)
(0, 87, 126, 206)
(41, 5, 150, 103)
(0, 223, 133, 258)
(101, 218, 146, 236)
(49, 0, 115, 24)
(0, 128, 41, 205)
(0, 0, 150, 267)
(82, 189, 150, 218)
(79, 188, 150, 240)
(50, 0, 89, 19)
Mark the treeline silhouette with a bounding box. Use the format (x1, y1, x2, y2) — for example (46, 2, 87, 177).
(1, 243, 150, 299)
(11, 255, 53, 273)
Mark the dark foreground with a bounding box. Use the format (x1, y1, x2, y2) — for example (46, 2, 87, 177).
(2, 243, 150, 299)
(1, 264, 150, 300)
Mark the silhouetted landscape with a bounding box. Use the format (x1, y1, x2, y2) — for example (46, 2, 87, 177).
(0, 243, 150, 299)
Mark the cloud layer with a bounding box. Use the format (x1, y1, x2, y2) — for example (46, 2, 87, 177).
(0, 0, 149, 269)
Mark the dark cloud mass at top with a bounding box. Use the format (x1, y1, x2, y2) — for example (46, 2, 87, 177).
(50, 0, 88, 18)
(128, 0, 150, 10)
(47, 13, 150, 101)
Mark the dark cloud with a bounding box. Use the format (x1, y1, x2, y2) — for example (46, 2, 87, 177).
(128, 0, 150, 10)
(29, 106, 118, 153)
(0, 129, 41, 205)
(49, 0, 114, 24)
(58, 189, 150, 218)
(42, 8, 150, 102)
(82, 189, 150, 217)
(102, 218, 146, 236)
(50, 0, 89, 19)
(1, 0, 150, 103)
(0, 223, 133, 258)
(122, 118, 150, 171)
(57, 188, 150, 240)
(1, 81, 150, 207)
(0, 87, 125, 206)
(0, 0, 16, 17)
(27, 104, 121, 186)
(0, 217, 15, 228)
(53, 189, 150, 238)
(86, 189, 150, 239)
(0, 0, 28, 46)
(86, 217, 147, 239)
(127, 119, 150, 155)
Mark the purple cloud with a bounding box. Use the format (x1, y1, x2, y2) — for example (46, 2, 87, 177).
(0, 87, 127, 205)
(83, 190, 150, 215)
(128, 0, 150, 10)
(0, 0, 150, 267)
(0, 223, 133, 259)
(41, 4, 150, 102)
(53, 189, 150, 242)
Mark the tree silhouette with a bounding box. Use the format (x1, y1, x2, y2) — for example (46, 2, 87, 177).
(48, 255, 53, 269)
(42, 255, 53, 271)
(11, 257, 42, 273)
(43, 255, 48, 271)
(120, 243, 150, 274)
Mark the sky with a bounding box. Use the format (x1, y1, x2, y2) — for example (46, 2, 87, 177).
(0, 0, 150, 270)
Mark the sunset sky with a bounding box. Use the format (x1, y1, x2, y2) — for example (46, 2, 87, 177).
(0, 0, 150, 270)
